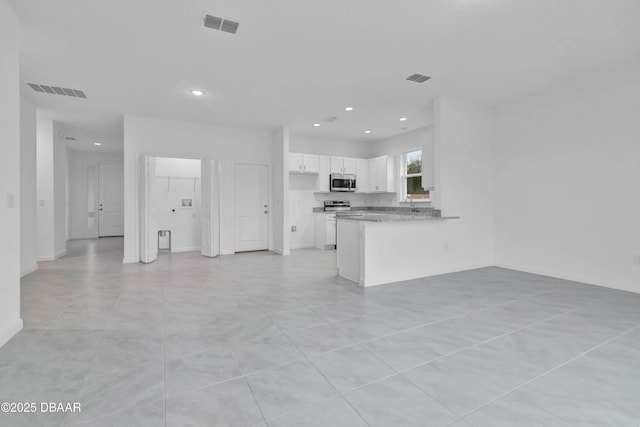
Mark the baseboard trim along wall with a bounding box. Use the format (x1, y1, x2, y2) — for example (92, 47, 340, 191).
(0, 319, 23, 349)
(170, 247, 201, 254)
(20, 264, 38, 278)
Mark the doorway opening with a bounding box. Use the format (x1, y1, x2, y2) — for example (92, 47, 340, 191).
(139, 155, 220, 264)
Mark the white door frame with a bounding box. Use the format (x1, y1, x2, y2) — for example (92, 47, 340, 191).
(233, 161, 272, 253)
(137, 153, 221, 262)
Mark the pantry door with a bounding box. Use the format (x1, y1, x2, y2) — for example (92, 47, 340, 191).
(234, 163, 269, 252)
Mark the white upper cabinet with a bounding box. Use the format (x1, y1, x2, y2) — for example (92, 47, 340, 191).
(330, 156, 356, 174)
(303, 154, 320, 173)
(422, 130, 435, 190)
(369, 155, 396, 193)
(343, 157, 356, 174)
(289, 153, 320, 174)
(356, 159, 369, 193)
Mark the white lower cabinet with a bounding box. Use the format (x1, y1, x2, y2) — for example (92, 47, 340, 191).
(314, 212, 336, 249)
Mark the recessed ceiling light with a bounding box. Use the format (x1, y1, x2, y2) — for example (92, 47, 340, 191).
(364, 130, 371, 134)
(94, 142, 101, 146)
(191, 90, 205, 96)
(400, 117, 407, 121)
(345, 107, 354, 111)
(313, 123, 320, 127)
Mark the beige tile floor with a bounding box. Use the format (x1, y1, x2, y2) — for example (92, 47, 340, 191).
(1, 237, 639, 426)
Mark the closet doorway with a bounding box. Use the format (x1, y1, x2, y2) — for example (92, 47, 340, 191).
(138, 155, 220, 263)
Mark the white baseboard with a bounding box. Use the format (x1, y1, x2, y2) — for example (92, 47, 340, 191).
(171, 246, 201, 254)
(221, 250, 235, 255)
(36, 255, 54, 261)
(122, 257, 139, 264)
(273, 248, 291, 256)
(20, 264, 38, 277)
(0, 318, 23, 348)
(289, 244, 314, 250)
(55, 250, 66, 259)
(494, 263, 605, 288)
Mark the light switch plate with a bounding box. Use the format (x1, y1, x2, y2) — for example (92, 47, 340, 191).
(6, 193, 15, 208)
(39, 200, 45, 206)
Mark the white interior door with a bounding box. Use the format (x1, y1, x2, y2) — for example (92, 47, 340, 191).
(201, 158, 220, 258)
(235, 163, 269, 252)
(139, 155, 158, 263)
(98, 163, 124, 236)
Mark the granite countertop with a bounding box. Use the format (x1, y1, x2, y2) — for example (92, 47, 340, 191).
(335, 211, 460, 222)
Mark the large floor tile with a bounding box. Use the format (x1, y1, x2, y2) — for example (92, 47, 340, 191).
(284, 324, 356, 356)
(231, 333, 304, 374)
(309, 345, 395, 392)
(402, 357, 508, 416)
(166, 378, 264, 427)
(67, 366, 163, 424)
(267, 396, 368, 427)
(344, 374, 457, 427)
(245, 359, 336, 420)
(165, 346, 243, 397)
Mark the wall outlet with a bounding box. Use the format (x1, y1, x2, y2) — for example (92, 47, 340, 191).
(291, 226, 297, 232)
(634, 255, 640, 265)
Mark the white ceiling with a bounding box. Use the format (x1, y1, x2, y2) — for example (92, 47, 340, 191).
(38, 109, 123, 153)
(11, 0, 640, 143)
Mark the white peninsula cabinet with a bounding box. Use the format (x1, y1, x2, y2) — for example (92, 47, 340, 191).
(289, 153, 320, 174)
(369, 155, 396, 192)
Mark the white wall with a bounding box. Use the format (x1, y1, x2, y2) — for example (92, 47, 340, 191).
(36, 120, 55, 259)
(494, 63, 640, 293)
(67, 149, 123, 239)
(123, 115, 273, 262)
(431, 95, 495, 271)
(290, 133, 372, 158)
(154, 157, 201, 252)
(53, 134, 67, 256)
(20, 95, 38, 276)
(369, 126, 434, 206)
(272, 127, 290, 255)
(37, 119, 67, 259)
(0, 0, 23, 347)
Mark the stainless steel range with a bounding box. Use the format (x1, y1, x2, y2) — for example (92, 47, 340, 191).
(323, 200, 351, 211)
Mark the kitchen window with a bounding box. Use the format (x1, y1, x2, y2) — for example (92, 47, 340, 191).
(402, 149, 429, 201)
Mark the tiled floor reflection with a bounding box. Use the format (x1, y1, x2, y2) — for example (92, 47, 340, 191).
(1, 237, 639, 426)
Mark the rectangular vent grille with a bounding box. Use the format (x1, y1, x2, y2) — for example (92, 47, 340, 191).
(406, 74, 431, 83)
(64, 137, 77, 141)
(27, 83, 87, 98)
(203, 13, 239, 34)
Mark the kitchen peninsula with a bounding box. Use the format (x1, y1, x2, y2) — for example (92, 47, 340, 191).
(337, 210, 459, 287)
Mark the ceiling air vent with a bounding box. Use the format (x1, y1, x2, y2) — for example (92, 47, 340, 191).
(202, 13, 239, 34)
(325, 116, 339, 123)
(406, 74, 431, 83)
(27, 83, 87, 98)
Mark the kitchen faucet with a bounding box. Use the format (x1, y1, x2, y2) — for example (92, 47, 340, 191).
(408, 195, 419, 212)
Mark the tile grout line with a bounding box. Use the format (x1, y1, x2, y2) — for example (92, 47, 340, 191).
(456, 322, 640, 422)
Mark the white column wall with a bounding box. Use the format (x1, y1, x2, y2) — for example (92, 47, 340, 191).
(0, 0, 23, 347)
(20, 95, 38, 276)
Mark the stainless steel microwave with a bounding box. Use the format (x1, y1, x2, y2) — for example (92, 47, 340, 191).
(330, 174, 356, 192)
